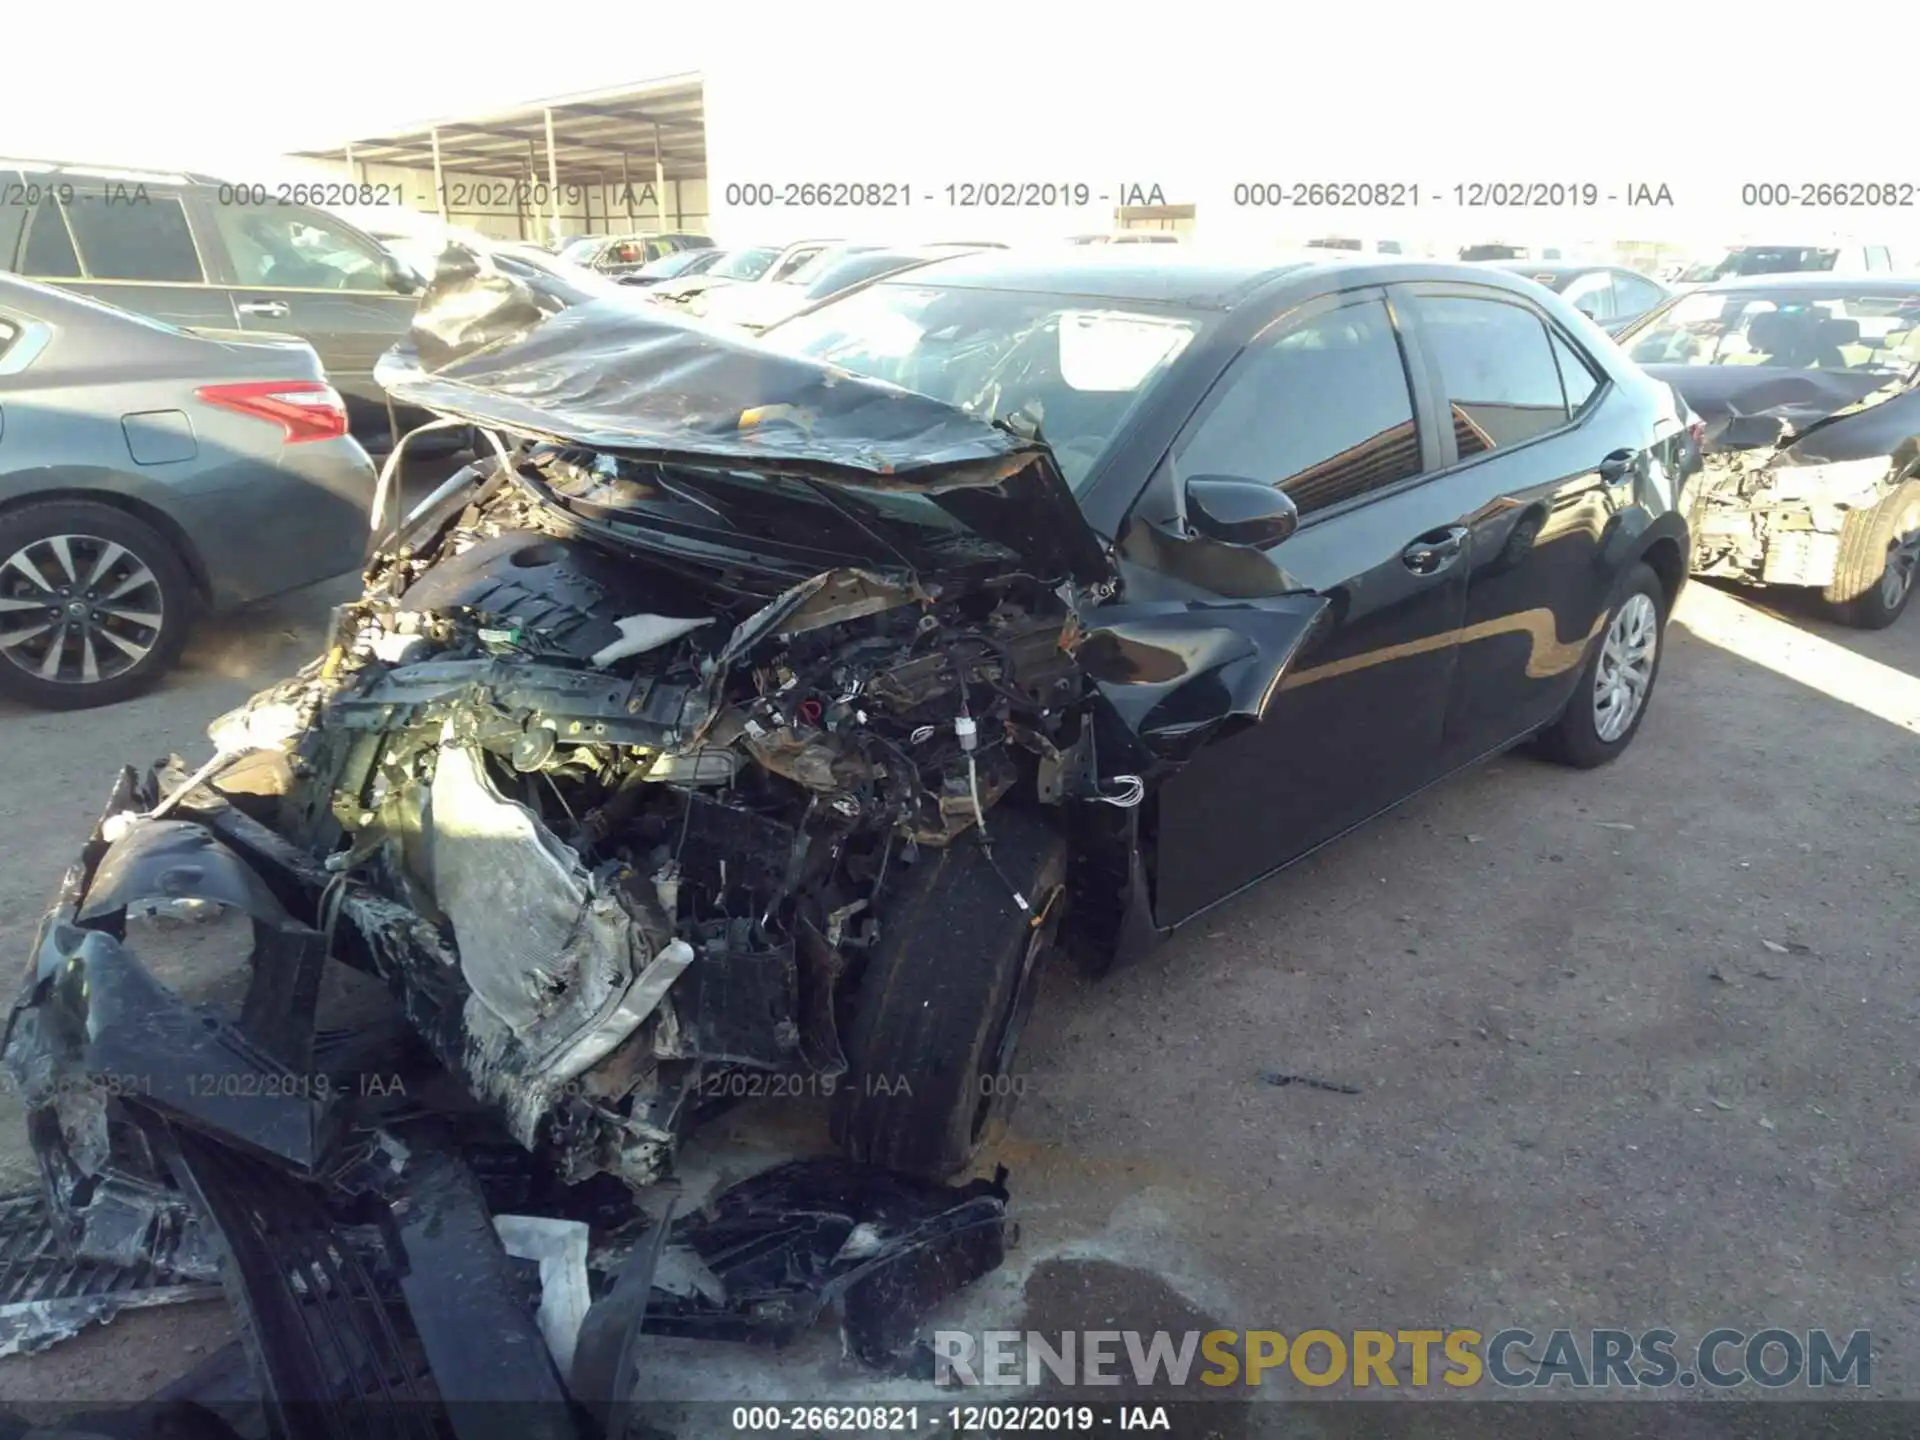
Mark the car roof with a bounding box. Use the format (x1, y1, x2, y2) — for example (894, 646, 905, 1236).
(866, 246, 1566, 310)
(0, 155, 215, 185)
(1680, 273, 1920, 295)
(1487, 261, 1606, 278)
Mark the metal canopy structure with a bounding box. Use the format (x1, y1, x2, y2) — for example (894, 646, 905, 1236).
(288, 74, 706, 236)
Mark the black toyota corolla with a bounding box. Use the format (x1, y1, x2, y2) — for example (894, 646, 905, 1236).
(5, 249, 1698, 1237)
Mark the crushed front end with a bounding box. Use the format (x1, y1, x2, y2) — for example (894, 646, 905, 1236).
(1666, 367, 1920, 593)
(204, 439, 1100, 1190)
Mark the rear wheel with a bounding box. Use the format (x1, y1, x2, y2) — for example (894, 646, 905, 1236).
(1823, 479, 1920, 630)
(832, 808, 1067, 1179)
(0, 502, 195, 710)
(1534, 562, 1668, 769)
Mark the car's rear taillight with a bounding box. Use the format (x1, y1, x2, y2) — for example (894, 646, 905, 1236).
(196, 380, 349, 444)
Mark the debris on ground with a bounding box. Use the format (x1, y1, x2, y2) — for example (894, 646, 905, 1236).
(0, 764, 1017, 1433)
(1257, 1072, 1361, 1096)
(0, 1191, 223, 1359)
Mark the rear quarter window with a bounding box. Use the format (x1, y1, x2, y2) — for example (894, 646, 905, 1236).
(1415, 293, 1574, 455)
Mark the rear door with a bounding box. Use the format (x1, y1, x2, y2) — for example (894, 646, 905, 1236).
(1139, 287, 1473, 922)
(7, 173, 238, 332)
(1392, 284, 1640, 765)
(188, 198, 417, 444)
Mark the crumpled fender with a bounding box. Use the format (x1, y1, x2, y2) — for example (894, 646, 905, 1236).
(1069, 596, 1332, 766)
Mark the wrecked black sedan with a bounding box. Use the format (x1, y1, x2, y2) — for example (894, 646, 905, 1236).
(1622, 274, 1920, 628)
(7, 246, 1698, 1214)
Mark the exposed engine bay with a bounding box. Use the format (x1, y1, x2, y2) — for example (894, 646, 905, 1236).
(209, 440, 1106, 1189)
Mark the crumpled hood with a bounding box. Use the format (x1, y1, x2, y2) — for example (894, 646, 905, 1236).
(1643, 363, 1909, 451)
(375, 246, 1115, 588)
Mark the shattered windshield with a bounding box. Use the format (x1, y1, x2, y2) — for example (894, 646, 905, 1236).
(1680, 248, 1840, 282)
(1626, 289, 1920, 375)
(761, 283, 1206, 490)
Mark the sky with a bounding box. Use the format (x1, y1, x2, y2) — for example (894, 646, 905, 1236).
(8, 0, 1920, 249)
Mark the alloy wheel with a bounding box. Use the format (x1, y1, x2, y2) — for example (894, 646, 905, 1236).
(0, 534, 165, 686)
(1881, 518, 1920, 612)
(1592, 592, 1658, 743)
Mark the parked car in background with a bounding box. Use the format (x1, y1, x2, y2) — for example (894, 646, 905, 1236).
(657, 240, 848, 318)
(1676, 245, 1902, 283)
(1484, 262, 1674, 335)
(1, 159, 431, 452)
(700, 244, 986, 333)
(617, 247, 727, 287)
(1619, 275, 1920, 627)
(369, 228, 637, 302)
(647, 245, 784, 309)
(1066, 231, 1180, 245)
(1304, 238, 1404, 255)
(555, 231, 714, 278)
(0, 275, 377, 708)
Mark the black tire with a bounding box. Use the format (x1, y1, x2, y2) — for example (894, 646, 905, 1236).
(832, 807, 1067, 1179)
(1534, 562, 1668, 769)
(0, 501, 195, 710)
(1823, 479, 1920, 630)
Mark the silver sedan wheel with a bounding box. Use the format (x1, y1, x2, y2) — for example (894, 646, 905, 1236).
(1880, 526, 1919, 611)
(0, 534, 164, 686)
(1592, 592, 1658, 743)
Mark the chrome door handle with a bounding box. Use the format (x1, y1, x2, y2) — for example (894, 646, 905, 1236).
(1597, 448, 1637, 484)
(1402, 526, 1468, 575)
(237, 300, 290, 318)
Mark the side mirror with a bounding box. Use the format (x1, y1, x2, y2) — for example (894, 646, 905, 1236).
(383, 255, 421, 295)
(1184, 475, 1299, 549)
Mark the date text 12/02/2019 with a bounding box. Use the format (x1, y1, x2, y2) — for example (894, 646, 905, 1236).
(1229, 182, 1675, 207)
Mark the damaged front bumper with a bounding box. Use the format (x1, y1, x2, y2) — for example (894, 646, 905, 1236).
(1688, 450, 1899, 588)
(0, 769, 1016, 1423)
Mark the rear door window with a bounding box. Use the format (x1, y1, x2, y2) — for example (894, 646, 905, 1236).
(1172, 294, 1422, 518)
(1414, 293, 1572, 457)
(61, 194, 204, 281)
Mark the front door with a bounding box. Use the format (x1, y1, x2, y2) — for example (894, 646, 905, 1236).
(1132, 287, 1473, 925)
